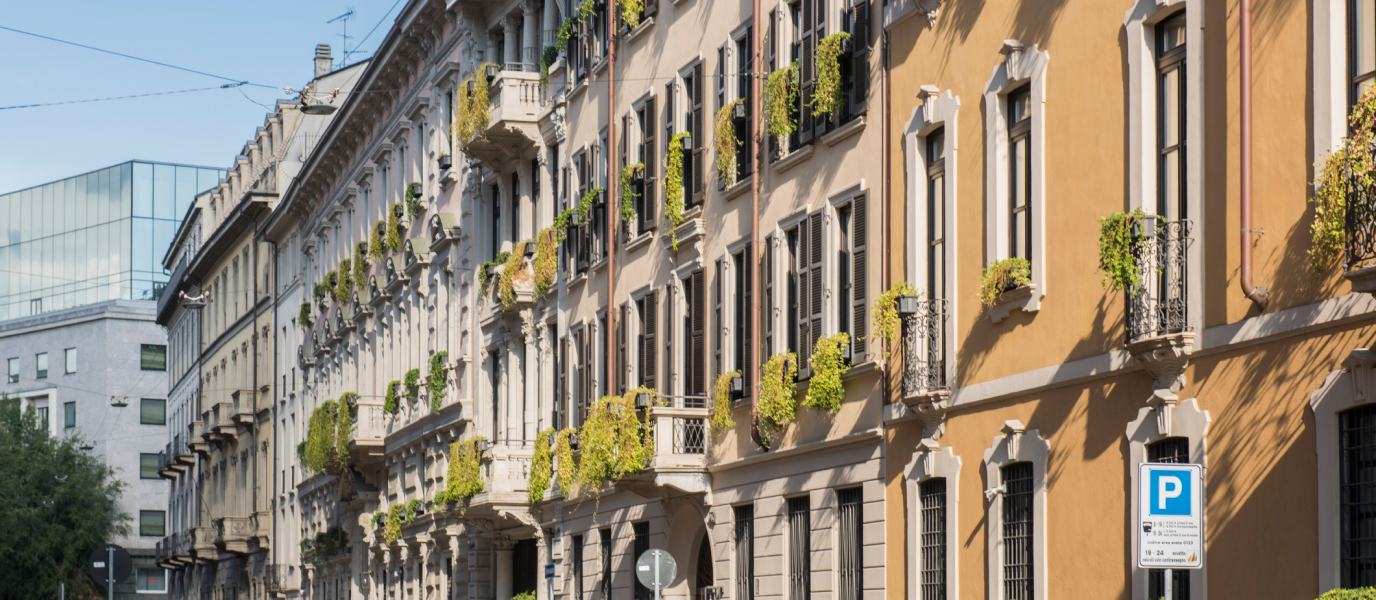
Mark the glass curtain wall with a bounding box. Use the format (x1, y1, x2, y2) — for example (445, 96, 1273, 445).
(0, 161, 223, 320)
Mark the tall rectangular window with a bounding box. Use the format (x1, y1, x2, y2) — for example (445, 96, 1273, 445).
(837, 488, 863, 600)
(141, 398, 166, 425)
(1148, 437, 1191, 599)
(600, 528, 613, 600)
(512, 172, 522, 242)
(732, 248, 753, 385)
(139, 510, 165, 537)
(1008, 86, 1032, 265)
(35, 353, 48, 379)
(1001, 463, 1034, 600)
(927, 129, 946, 299)
(572, 534, 585, 600)
(919, 479, 948, 600)
(1157, 14, 1187, 222)
(837, 204, 853, 347)
(787, 497, 810, 600)
(685, 272, 706, 397)
(140, 453, 162, 479)
(634, 522, 652, 600)
(140, 344, 167, 371)
(64, 402, 75, 429)
(734, 505, 754, 600)
(735, 28, 754, 181)
(8, 358, 18, 383)
(1353, 0, 1376, 106)
(1341, 404, 1376, 587)
(64, 348, 76, 374)
(492, 184, 503, 260)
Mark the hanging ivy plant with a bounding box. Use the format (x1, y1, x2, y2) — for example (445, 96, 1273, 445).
(298, 302, 313, 330)
(540, 46, 559, 86)
(499, 241, 531, 309)
(576, 388, 655, 495)
(528, 427, 556, 505)
(428, 351, 449, 412)
(313, 283, 329, 303)
(765, 62, 798, 144)
(385, 206, 403, 251)
(300, 395, 354, 474)
(978, 258, 1032, 309)
(353, 242, 369, 292)
(812, 32, 852, 117)
(334, 259, 353, 302)
(664, 132, 689, 250)
(403, 368, 421, 401)
(555, 428, 577, 496)
(370, 511, 385, 530)
(370, 220, 386, 261)
(871, 282, 918, 356)
(454, 63, 497, 144)
(715, 100, 741, 187)
(478, 251, 511, 297)
(1096, 208, 1158, 293)
(534, 227, 560, 299)
(383, 504, 404, 545)
(323, 270, 339, 303)
(755, 353, 798, 447)
(804, 333, 849, 413)
(434, 437, 487, 515)
(621, 163, 643, 226)
(710, 371, 739, 440)
(1310, 86, 1376, 282)
(406, 498, 423, 523)
(621, 0, 645, 30)
(404, 183, 422, 218)
(383, 380, 401, 415)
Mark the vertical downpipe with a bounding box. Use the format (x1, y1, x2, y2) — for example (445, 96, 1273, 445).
(750, 0, 764, 449)
(881, 27, 892, 406)
(1239, 0, 1269, 309)
(607, 0, 618, 394)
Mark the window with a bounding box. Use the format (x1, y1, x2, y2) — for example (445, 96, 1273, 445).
(35, 353, 47, 379)
(572, 534, 585, 600)
(36, 406, 48, 429)
(732, 246, 753, 387)
(919, 479, 948, 600)
(492, 183, 502, 259)
(139, 510, 165, 537)
(1148, 438, 1191, 599)
(1008, 86, 1032, 265)
(734, 505, 755, 600)
(135, 567, 167, 593)
(637, 293, 658, 389)
(734, 28, 754, 182)
(1354, 0, 1376, 105)
(140, 453, 162, 479)
(141, 399, 166, 426)
(838, 488, 863, 600)
(140, 345, 167, 371)
(1001, 463, 1034, 599)
(64, 402, 75, 429)
(787, 497, 809, 600)
(600, 528, 613, 600)
(927, 129, 947, 300)
(835, 193, 869, 362)
(574, 327, 589, 426)
(634, 522, 652, 600)
(64, 348, 76, 374)
(684, 271, 706, 397)
(7, 358, 17, 383)
(684, 64, 705, 208)
(1157, 14, 1187, 222)
(1342, 404, 1376, 587)
(786, 214, 824, 372)
(512, 172, 522, 242)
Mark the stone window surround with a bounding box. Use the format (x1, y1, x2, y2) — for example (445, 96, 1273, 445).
(904, 440, 961, 600)
(982, 43, 1049, 323)
(1313, 0, 1348, 167)
(824, 181, 867, 346)
(982, 420, 1048, 600)
(1124, 397, 1210, 600)
(903, 87, 959, 383)
(719, 233, 755, 382)
(1123, 0, 1204, 337)
(669, 259, 703, 399)
(1311, 348, 1376, 593)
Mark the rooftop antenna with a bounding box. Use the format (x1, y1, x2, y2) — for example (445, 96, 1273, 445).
(329, 9, 356, 64)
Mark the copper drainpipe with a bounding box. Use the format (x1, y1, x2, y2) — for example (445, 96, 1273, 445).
(1239, 0, 1269, 309)
(749, 0, 764, 449)
(607, 0, 618, 391)
(881, 27, 892, 404)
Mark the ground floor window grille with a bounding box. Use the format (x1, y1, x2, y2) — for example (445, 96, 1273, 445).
(919, 479, 947, 600)
(788, 497, 811, 600)
(837, 488, 863, 600)
(1001, 463, 1033, 600)
(735, 505, 754, 600)
(1342, 404, 1376, 587)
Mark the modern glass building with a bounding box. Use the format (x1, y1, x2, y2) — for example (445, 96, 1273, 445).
(0, 161, 224, 321)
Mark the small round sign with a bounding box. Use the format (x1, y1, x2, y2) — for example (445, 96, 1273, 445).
(635, 549, 677, 590)
(89, 544, 133, 589)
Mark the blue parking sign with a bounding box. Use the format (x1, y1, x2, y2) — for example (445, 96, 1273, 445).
(1138, 463, 1203, 569)
(1148, 468, 1193, 516)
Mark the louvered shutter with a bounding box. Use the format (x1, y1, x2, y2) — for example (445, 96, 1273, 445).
(743, 241, 753, 384)
(559, 336, 568, 429)
(796, 221, 812, 369)
(690, 272, 706, 396)
(798, 0, 816, 145)
(851, 0, 870, 115)
(644, 0, 657, 18)
(618, 304, 627, 393)
(851, 193, 868, 361)
(767, 9, 780, 160)
(643, 96, 657, 231)
(714, 258, 723, 380)
(621, 114, 631, 240)
(584, 328, 593, 419)
(808, 212, 824, 369)
(763, 233, 774, 362)
(664, 284, 674, 392)
(642, 291, 657, 389)
(691, 63, 705, 205)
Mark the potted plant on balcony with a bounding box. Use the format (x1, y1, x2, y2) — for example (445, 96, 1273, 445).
(555, 428, 578, 495)
(1310, 86, 1376, 286)
(805, 333, 850, 413)
(1094, 208, 1158, 294)
(383, 379, 402, 415)
(812, 31, 852, 116)
(715, 99, 742, 188)
(977, 258, 1032, 310)
(754, 353, 798, 450)
(765, 62, 798, 151)
(664, 132, 690, 250)
(575, 389, 654, 508)
(871, 282, 920, 361)
(711, 371, 740, 441)
(403, 368, 421, 401)
(527, 427, 556, 505)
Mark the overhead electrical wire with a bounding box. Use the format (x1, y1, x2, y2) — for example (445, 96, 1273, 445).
(344, 0, 406, 66)
(0, 82, 245, 111)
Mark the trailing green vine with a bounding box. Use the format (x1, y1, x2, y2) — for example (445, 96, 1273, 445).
(871, 282, 918, 356)
(478, 251, 511, 297)
(298, 302, 313, 330)
(498, 241, 531, 309)
(555, 428, 577, 496)
(383, 380, 401, 415)
(812, 32, 852, 116)
(334, 259, 353, 302)
(621, 0, 645, 30)
(383, 504, 403, 545)
(434, 437, 487, 514)
(765, 62, 798, 143)
(576, 389, 655, 495)
(621, 163, 643, 226)
(300, 394, 354, 474)
(404, 183, 422, 218)
(755, 353, 798, 447)
(428, 352, 449, 412)
(1096, 208, 1157, 293)
(370, 511, 385, 530)
(301, 526, 349, 564)
(710, 371, 739, 439)
(313, 282, 328, 303)
(528, 427, 556, 505)
(403, 368, 421, 401)
(1310, 86, 1376, 281)
(540, 46, 559, 86)
(664, 132, 689, 250)
(323, 270, 339, 303)
(385, 206, 402, 251)
(353, 242, 369, 293)
(715, 100, 741, 187)
(978, 258, 1032, 309)
(534, 227, 560, 298)
(454, 63, 497, 143)
(370, 220, 386, 261)
(804, 333, 849, 413)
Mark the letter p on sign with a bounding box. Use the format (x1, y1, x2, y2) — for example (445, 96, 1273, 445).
(1149, 469, 1192, 516)
(1158, 476, 1182, 510)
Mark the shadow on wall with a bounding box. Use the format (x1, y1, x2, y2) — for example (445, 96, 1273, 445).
(931, 0, 1069, 76)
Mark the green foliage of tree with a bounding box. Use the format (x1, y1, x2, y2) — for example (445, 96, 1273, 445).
(0, 395, 130, 598)
(978, 258, 1032, 309)
(804, 333, 849, 413)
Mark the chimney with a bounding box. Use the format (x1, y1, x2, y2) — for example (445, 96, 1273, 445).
(315, 44, 333, 78)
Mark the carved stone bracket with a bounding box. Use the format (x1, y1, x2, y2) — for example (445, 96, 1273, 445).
(1126, 331, 1194, 395)
(1346, 265, 1376, 296)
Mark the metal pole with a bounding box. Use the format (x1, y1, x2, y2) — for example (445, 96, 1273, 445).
(60, 580, 64, 600)
(107, 546, 114, 600)
(654, 551, 661, 600)
(1163, 568, 1173, 599)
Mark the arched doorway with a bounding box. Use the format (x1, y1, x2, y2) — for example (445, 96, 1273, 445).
(695, 535, 712, 600)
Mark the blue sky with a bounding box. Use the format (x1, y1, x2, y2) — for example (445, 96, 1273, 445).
(0, 1, 400, 194)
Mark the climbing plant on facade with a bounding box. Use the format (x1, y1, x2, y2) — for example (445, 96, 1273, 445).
(555, 428, 577, 496)
(576, 389, 655, 495)
(527, 427, 556, 505)
(534, 227, 560, 299)
(804, 333, 849, 413)
(621, 0, 644, 30)
(385, 206, 403, 251)
(715, 100, 742, 187)
(428, 352, 449, 412)
(710, 371, 740, 440)
(871, 282, 918, 356)
(434, 437, 487, 514)
(298, 302, 313, 330)
(977, 258, 1032, 309)
(755, 352, 798, 447)
(334, 259, 353, 302)
(663, 132, 689, 250)
(403, 368, 421, 401)
(300, 395, 354, 474)
(765, 62, 798, 144)
(621, 163, 643, 225)
(454, 63, 497, 144)
(370, 220, 387, 261)
(353, 242, 369, 292)
(812, 32, 852, 116)
(404, 183, 422, 218)
(383, 380, 402, 415)
(1310, 86, 1376, 281)
(383, 504, 404, 545)
(540, 46, 559, 86)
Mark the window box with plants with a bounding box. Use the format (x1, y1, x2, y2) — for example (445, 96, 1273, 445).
(978, 257, 1033, 323)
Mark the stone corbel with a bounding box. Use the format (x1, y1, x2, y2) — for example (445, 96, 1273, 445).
(1000, 420, 1026, 462)
(1126, 331, 1194, 396)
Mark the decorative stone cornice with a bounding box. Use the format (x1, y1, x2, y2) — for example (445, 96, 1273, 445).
(1126, 331, 1194, 395)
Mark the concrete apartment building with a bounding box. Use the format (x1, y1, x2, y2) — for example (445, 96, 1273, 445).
(153, 46, 365, 600)
(0, 160, 224, 598)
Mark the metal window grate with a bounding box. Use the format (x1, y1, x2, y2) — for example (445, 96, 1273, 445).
(1147, 437, 1191, 599)
(1127, 219, 1193, 342)
(837, 488, 863, 600)
(735, 505, 754, 600)
(919, 479, 947, 600)
(573, 535, 585, 600)
(1342, 404, 1376, 587)
(601, 529, 613, 600)
(901, 299, 949, 398)
(634, 522, 652, 600)
(788, 497, 811, 600)
(1001, 463, 1034, 600)
(675, 417, 706, 454)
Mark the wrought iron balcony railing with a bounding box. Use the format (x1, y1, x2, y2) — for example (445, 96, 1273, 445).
(901, 298, 949, 400)
(1127, 219, 1192, 343)
(1348, 162, 1376, 272)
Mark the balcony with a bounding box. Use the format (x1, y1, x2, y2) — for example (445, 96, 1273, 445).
(267, 563, 297, 594)
(170, 530, 193, 565)
(348, 397, 387, 463)
(1124, 219, 1194, 393)
(465, 69, 545, 166)
(174, 432, 197, 466)
(642, 397, 711, 494)
(191, 526, 219, 561)
(1347, 165, 1376, 292)
(211, 402, 237, 440)
(252, 511, 271, 548)
(900, 298, 949, 408)
(157, 445, 179, 479)
(231, 389, 257, 425)
(214, 516, 252, 554)
(189, 421, 211, 456)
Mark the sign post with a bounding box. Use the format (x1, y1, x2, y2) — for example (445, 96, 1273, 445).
(88, 543, 132, 600)
(636, 549, 678, 600)
(1137, 463, 1203, 574)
